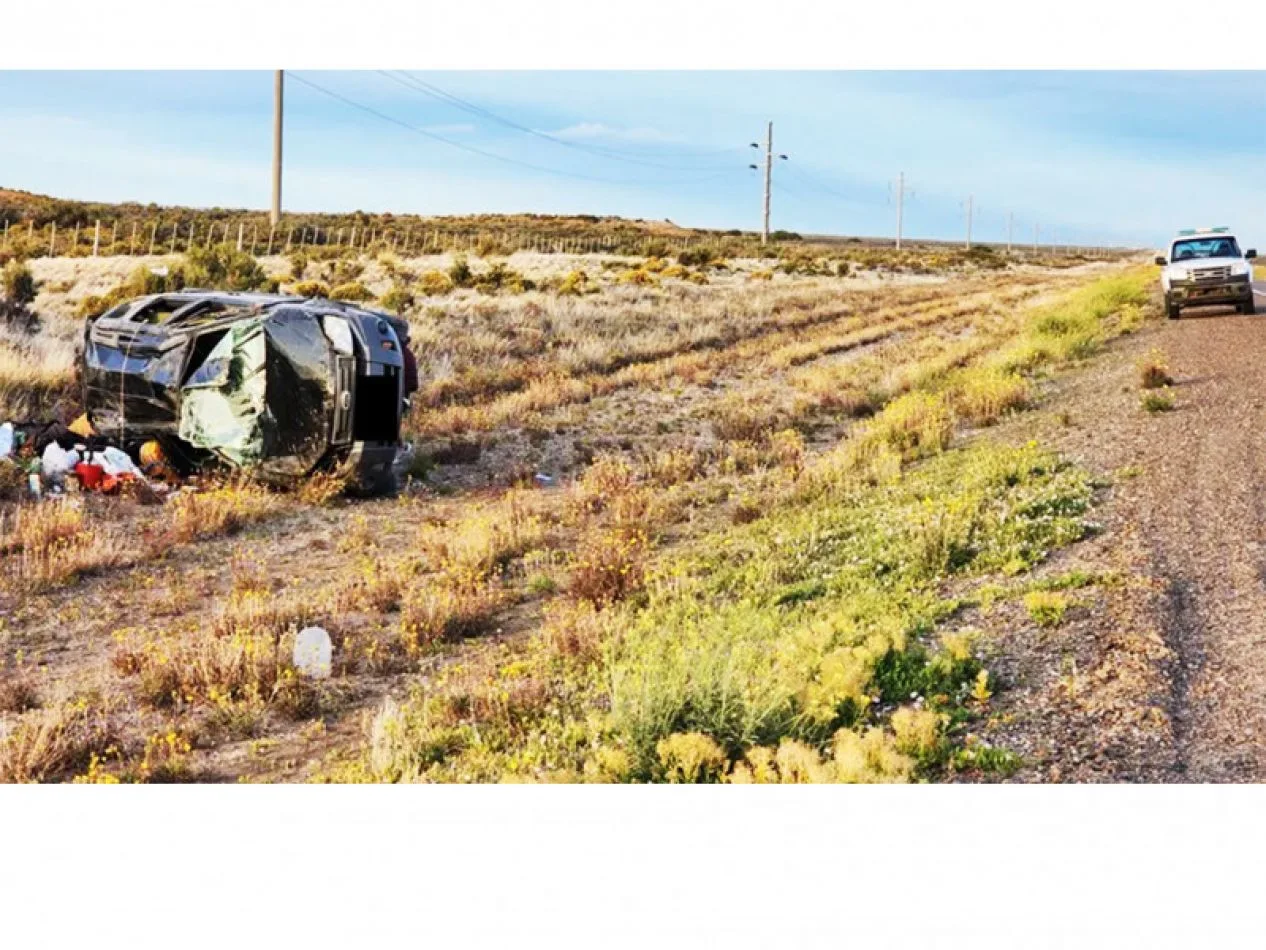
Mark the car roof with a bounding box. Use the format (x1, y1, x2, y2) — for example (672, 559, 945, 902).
(1171, 231, 1239, 244)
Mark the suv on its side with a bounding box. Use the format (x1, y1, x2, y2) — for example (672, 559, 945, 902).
(81, 291, 405, 492)
(1156, 228, 1257, 319)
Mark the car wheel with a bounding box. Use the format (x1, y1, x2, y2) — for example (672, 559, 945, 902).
(1166, 298, 1181, 320)
(1242, 298, 1256, 315)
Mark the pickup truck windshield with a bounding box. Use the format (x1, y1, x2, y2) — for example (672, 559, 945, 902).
(1171, 237, 1241, 261)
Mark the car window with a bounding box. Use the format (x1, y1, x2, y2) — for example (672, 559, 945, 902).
(1172, 237, 1241, 260)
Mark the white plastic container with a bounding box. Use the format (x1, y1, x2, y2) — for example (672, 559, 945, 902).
(293, 626, 333, 679)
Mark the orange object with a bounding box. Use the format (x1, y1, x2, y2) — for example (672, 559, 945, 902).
(139, 440, 165, 468)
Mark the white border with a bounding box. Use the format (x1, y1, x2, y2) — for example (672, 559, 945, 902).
(2, 0, 1256, 69)
(3, 785, 1264, 947)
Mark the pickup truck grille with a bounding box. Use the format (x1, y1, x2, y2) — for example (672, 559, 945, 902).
(331, 354, 355, 445)
(1192, 266, 1231, 282)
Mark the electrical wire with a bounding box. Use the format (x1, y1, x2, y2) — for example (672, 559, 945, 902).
(385, 70, 743, 171)
(290, 72, 742, 188)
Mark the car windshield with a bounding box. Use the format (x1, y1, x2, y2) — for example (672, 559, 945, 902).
(1171, 237, 1241, 261)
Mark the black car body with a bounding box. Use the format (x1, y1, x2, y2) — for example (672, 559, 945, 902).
(81, 291, 404, 489)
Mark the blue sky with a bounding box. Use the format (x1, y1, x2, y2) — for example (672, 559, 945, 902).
(2, 70, 1264, 248)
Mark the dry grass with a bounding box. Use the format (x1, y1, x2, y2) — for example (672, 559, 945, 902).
(0, 335, 77, 418)
(0, 500, 133, 592)
(418, 487, 549, 578)
(567, 526, 651, 606)
(398, 572, 508, 654)
(0, 699, 118, 783)
(952, 369, 1032, 426)
(160, 481, 290, 545)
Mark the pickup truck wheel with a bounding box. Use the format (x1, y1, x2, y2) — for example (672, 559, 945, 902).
(1165, 298, 1181, 320)
(1241, 298, 1256, 315)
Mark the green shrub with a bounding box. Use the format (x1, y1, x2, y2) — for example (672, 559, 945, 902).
(677, 247, 719, 269)
(328, 259, 365, 285)
(418, 270, 455, 296)
(554, 270, 591, 296)
(289, 280, 330, 298)
(1141, 388, 1175, 413)
(378, 284, 415, 313)
(447, 255, 472, 288)
(329, 281, 374, 302)
(1023, 590, 1069, 627)
(1, 261, 36, 305)
(180, 244, 269, 292)
(472, 263, 533, 295)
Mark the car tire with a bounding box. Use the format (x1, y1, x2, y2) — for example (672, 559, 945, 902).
(1165, 297, 1181, 320)
(1241, 298, 1256, 316)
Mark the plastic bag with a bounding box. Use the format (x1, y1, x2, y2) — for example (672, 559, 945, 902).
(98, 446, 139, 478)
(41, 442, 80, 482)
(0, 422, 13, 459)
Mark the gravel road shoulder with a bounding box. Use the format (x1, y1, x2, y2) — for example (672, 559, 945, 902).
(971, 299, 1266, 782)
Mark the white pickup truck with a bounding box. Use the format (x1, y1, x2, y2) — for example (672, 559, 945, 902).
(1156, 228, 1257, 319)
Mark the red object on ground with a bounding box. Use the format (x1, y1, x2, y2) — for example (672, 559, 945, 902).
(74, 462, 105, 490)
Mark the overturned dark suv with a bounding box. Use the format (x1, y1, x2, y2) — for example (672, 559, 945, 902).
(81, 291, 405, 491)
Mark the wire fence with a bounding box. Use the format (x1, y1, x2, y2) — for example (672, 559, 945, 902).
(0, 216, 752, 260)
(0, 215, 1132, 262)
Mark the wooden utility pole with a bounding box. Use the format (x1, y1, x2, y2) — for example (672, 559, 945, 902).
(271, 70, 284, 228)
(895, 172, 905, 251)
(761, 121, 772, 244)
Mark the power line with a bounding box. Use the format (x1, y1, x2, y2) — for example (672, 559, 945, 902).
(289, 72, 739, 188)
(383, 70, 740, 172)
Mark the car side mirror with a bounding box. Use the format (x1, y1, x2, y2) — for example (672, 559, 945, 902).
(1154, 255, 1167, 266)
(1247, 249, 1257, 259)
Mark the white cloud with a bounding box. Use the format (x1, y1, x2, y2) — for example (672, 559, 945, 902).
(543, 122, 676, 143)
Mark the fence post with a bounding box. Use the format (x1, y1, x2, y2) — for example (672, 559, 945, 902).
(93, 220, 101, 257)
(110, 220, 118, 253)
(72, 221, 79, 252)
(267, 224, 276, 256)
(50, 222, 57, 256)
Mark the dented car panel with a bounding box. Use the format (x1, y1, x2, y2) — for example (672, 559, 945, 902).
(81, 291, 404, 487)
